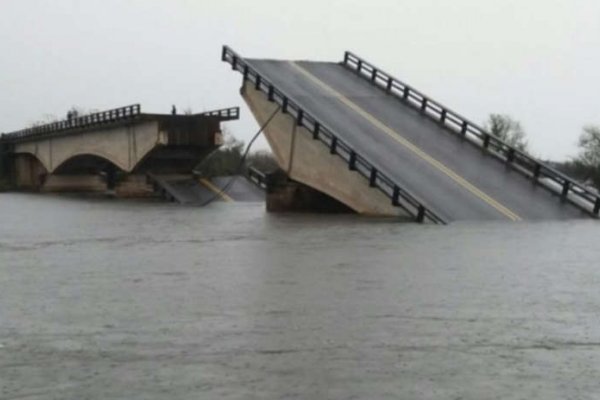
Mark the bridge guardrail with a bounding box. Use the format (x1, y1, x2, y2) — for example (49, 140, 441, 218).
(200, 107, 240, 121)
(0, 104, 141, 143)
(247, 166, 267, 190)
(342, 51, 600, 217)
(222, 45, 445, 224)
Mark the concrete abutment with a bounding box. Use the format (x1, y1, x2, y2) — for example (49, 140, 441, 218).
(242, 81, 404, 217)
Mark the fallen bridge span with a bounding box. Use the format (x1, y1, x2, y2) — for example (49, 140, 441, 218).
(222, 46, 599, 222)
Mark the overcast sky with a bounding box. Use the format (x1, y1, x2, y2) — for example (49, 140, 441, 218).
(1, 0, 598, 160)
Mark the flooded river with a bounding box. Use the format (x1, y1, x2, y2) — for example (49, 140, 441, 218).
(1, 193, 599, 399)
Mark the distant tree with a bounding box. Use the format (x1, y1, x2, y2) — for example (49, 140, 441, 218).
(28, 114, 59, 128)
(573, 125, 600, 189)
(246, 150, 278, 173)
(195, 128, 280, 177)
(576, 125, 600, 166)
(195, 128, 245, 177)
(66, 106, 94, 120)
(484, 114, 528, 152)
(28, 106, 95, 128)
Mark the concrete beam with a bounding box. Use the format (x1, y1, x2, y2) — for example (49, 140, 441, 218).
(13, 120, 162, 173)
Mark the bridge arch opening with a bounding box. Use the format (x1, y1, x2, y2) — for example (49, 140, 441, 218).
(53, 153, 123, 175)
(53, 154, 124, 191)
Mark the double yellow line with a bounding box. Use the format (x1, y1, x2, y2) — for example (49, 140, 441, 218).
(289, 62, 521, 222)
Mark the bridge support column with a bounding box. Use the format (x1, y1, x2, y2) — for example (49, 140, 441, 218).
(13, 154, 47, 190)
(105, 165, 117, 190)
(265, 170, 353, 213)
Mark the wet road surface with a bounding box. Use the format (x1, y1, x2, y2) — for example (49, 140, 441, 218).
(245, 58, 586, 222)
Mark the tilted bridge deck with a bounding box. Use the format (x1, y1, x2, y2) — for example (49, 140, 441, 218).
(222, 46, 599, 223)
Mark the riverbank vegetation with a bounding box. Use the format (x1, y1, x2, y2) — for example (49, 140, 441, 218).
(554, 125, 600, 190)
(484, 114, 528, 152)
(484, 115, 600, 191)
(195, 130, 278, 178)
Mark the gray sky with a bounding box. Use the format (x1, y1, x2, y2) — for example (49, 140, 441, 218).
(1, 0, 598, 160)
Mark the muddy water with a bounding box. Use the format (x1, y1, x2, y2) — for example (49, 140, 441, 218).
(1, 193, 599, 399)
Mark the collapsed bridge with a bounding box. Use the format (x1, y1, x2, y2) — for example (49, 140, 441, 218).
(222, 46, 599, 223)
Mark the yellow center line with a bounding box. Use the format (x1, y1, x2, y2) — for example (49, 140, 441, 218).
(199, 178, 234, 202)
(289, 61, 522, 222)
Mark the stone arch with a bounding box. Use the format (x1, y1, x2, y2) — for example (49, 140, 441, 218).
(13, 149, 51, 172)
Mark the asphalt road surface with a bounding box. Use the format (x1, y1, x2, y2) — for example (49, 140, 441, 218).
(246, 58, 585, 222)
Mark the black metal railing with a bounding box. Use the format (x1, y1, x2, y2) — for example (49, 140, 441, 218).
(0, 104, 141, 143)
(247, 166, 267, 190)
(222, 45, 445, 224)
(342, 51, 600, 217)
(200, 107, 240, 121)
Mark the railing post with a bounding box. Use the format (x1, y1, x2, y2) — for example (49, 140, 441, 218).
(243, 65, 249, 81)
(349, 151, 357, 170)
(533, 163, 542, 180)
(255, 75, 261, 90)
(416, 206, 426, 223)
(594, 198, 600, 215)
(371, 69, 378, 81)
(507, 148, 515, 163)
(561, 181, 570, 199)
(483, 134, 491, 149)
(420, 98, 428, 113)
(369, 168, 377, 187)
(461, 121, 468, 136)
(282, 98, 288, 114)
(232, 56, 237, 70)
(296, 109, 304, 126)
(403, 87, 410, 100)
(221, 46, 228, 61)
(313, 122, 320, 139)
(330, 137, 338, 154)
(343, 51, 349, 65)
(357, 60, 362, 73)
(268, 85, 274, 102)
(386, 78, 393, 93)
(392, 186, 400, 206)
(440, 109, 447, 124)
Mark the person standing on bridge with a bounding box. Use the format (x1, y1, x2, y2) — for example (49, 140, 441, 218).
(171, 105, 177, 115)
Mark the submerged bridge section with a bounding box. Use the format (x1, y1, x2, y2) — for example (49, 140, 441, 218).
(0, 105, 239, 195)
(222, 46, 600, 222)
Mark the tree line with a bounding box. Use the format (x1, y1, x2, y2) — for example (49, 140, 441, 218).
(484, 114, 600, 190)
(194, 128, 278, 178)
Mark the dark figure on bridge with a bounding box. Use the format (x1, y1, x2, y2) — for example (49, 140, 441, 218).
(67, 109, 78, 126)
(172, 105, 177, 115)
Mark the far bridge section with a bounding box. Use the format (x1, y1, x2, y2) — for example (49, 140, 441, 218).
(146, 173, 265, 205)
(0, 105, 239, 196)
(222, 46, 600, 222)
